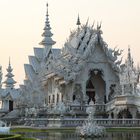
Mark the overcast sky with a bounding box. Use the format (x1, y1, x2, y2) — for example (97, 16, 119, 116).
(0, 0, 140, 87)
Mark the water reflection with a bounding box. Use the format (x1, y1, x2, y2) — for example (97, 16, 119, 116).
(15, 131, 140, 140)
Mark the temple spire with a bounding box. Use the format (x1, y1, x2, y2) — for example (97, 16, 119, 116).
(39, 3, 56, 46)
(4, 58, 16, 89)
(76, 14, 81, 30)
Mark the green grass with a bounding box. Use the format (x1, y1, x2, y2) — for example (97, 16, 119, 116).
(21, 138, 36, 140)
(106, 127, 140, 132)
(11, 128, 44, 133)
(11, 127, 140, 134)
(11, 127, 76, 133)
(0, 134, 37, 140)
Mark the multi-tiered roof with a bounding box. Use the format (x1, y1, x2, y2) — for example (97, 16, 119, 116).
(4, 59, 16, 89)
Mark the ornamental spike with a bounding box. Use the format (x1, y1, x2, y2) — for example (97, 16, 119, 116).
(76, 14, 81, 26)
(39, 2, 56, 46)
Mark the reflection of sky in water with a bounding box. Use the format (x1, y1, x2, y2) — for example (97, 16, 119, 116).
(14, 131, 140, 140)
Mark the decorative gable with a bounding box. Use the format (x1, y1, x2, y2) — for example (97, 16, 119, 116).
(4, 92, 13, 101)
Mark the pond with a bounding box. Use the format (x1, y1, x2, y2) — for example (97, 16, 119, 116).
(13, 131, 140, 140)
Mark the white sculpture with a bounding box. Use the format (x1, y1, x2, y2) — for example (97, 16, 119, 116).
(49, 102, 67, 116)
(25, 107, 37, 117)
(76, 101, 106, 137)
(0, 121, 10, 134)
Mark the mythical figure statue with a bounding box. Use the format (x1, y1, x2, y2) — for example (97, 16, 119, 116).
(76, 101, 106, 137)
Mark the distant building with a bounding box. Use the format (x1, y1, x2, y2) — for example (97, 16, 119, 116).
(0, 59, 20, 112)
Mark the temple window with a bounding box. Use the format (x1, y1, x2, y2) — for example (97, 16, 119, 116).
(57, 94, 59, 103)
(44, 98, 47, 104)
(48, 96, 51, 103)
(52, 95, 55, 103)
(62, 94, 63, 102)
(73, 95, 76, 101)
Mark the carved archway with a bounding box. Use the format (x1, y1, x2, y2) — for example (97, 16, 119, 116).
(86, 69, 106, 104)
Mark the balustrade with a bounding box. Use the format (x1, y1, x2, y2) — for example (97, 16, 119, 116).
(69, 104, 106, 113)
(24, 118, 140, 127)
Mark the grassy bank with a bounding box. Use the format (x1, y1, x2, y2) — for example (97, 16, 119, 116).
(11, 127, 140, 133)
(0, 134, 36, 140)
(106, 127, 140, 132)
(11, 127, 76, 133)
(0, 134, 21, 140)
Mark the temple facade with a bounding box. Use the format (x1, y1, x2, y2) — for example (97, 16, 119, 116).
(17, 4, 140, 119)
(0, 4, 140, 121)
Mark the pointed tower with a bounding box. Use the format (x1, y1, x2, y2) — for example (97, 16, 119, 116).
(119, 47, 139, 95)
(76, 14, 81, 30)
(39, 3, 56, 48)
(4, 58, 16, 89)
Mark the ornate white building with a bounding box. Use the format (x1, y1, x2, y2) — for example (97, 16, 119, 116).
(1, 3, 140, 120)
(17, 4, 140, 119)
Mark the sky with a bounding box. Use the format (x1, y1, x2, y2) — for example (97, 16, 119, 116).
(0, 0, 140, 87)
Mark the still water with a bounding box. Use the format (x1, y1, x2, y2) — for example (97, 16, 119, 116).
(16, 131, 140, 140)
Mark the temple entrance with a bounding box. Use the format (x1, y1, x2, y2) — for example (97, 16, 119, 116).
(86, 69, 105, 104)
(86, 80, 95, 104)
(9, 100, 13, 111)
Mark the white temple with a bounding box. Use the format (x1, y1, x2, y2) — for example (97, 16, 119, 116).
(0, 3, 140, 123)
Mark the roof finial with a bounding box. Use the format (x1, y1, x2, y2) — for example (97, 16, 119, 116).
(128, 45, 131, 58)
(91, 21, 95, 28)
(85, 17, 89, 26)
(97, 21, 102, 30)
(127, 45, 133, 67)
(76, 14, 81, 30)
(46, 3, 49, 16)
(128, 45, 130, 52)
(9, 56, 11, 66)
